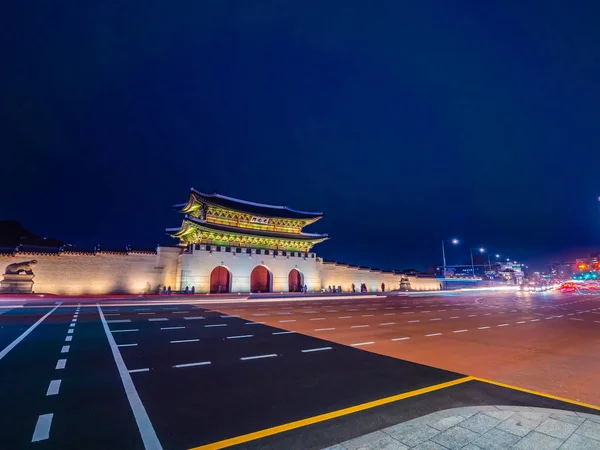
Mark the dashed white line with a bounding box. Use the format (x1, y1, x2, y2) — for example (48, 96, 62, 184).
(31, 413, 53, 442)
(391, 337, 410, 341)
(128, 368, 149, 373)
(65, 336, 72, 342)
(309, 318, 326, 321)
(530, 319, 540, 322)
(338, 316, 352, 319)
(516, 321, 526, 324)
(55, 359, 66, 370)
(497, 324, 509, 327)
(279, 320, 296, 323)
(171, 339, 199, 344)
(138, 312, 155, 315)
(272, 331, 295, 335)
(46, 380, 61, 396)
(61, 345, 70, 353)
(205, 324, 227, 328)
(111, 329, 139, 333)
(241, 354, 277, 361)
(351, 342, 374, 347)
(148, 318, 169, 322)
(478, 326, 490, 330)
(351, 325, 369, 328)
(380, 322, 395, 326)
(161, 326, 185, 330)
(453, 330, 468, 333)
(425, 333, 442, 337)
(183, 316, 205, 320)
(408, 320, 420, 323)
(173, 361, 211, 368)
(69, 323, 75, 328)
(430, 318, 441, 321)
(245, 322, 265, 325)
(226, 335, 253, 339)
(302, 347, 332, 353)
(570, 318, 583, 321)
(118, 343, 138, 347)
(315, 328, 335, 331)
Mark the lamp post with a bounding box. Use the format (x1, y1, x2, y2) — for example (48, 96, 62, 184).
(470, 247, 485, 278)
(441, 238, 459, 289)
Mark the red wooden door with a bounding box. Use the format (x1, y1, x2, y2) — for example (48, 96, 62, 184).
(288, 269, 302, 292)
(250, 266, 270, 293)
(210, 266, 230, 293)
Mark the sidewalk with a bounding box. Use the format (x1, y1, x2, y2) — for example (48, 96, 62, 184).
(323, 405, 600, 449)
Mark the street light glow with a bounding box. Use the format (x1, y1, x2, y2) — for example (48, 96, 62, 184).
(495, 254, 500, 258)
(451, 238, 459, 245)
(479, 248, 485, 253)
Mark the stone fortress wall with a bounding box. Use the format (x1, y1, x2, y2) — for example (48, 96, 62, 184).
(0, 246, 440, 295)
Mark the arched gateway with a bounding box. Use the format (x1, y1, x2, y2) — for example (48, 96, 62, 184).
(210, 266, 230, 294)
(250, 266, 271, 293)
(288, 269, 302, 292)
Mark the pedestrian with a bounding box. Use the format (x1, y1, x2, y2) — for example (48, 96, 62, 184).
(167, 286, 172, 295)
(352, 283, 356, 293)
(381, 282, 385, 292)
(304, 284, 308, 293)
(191, 286, 195, 294)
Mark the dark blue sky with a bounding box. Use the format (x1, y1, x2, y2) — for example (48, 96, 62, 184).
(2, 2, 600, 270)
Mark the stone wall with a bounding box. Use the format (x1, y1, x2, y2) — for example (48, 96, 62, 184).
(319, 261, 440, 292)
(178, 245, 321, 293)
(0, 247, 181, 295)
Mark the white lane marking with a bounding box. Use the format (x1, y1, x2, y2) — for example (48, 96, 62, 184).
(205, 324, 227, 328)
(366, 308, 377, 311)
(46, 379, 61, 396)
(272, 331, 295, 335)
(107, 319, 131, 324)
(118, 343, 138, 347)
(338, 316, 352, 319)
(315, 328, 335, 331)
(138, 312, 155, 315)
(516, 321, 526, 324)
(0, 303, 61, 361)
(478, 326, 490, 330)
(484, 313, 492, 316)
(148, 318, 169, 322)
(408, 320, 420, 323)
(453, 330, 468, 333)
(351, 325, 369, 328)
(104, 309, 119, 312)
(55, 359, 66, 370)
(391, 337, 410, 341)
(302, 347, 332, 353)
(252, 313, 270, 316)
(226, 335, 253, 339)
(245, 322, 265, 325)
(65, 335, 72, 342)
(183, 316, 205, 320)
(173, 361, 211, 368)
(171, 339, 200, 344)
(309, 318, 326, 321)
(104, 313, 121, 316)
(31, 413, 53, 442)
(430, 318, 441, 321)
(69, 323, 75, 328)
(403, 312, 415, 315)
(425, 333, 442, 337)
(279, 319, 296, 323)
(380, 322, 395, 326)
(128, 368, 149, 373)
(276, 312, 292, 315)
(111, 329, 139, 333)
(570, 318, 583, 321)
(326, 310, 339, 312)
(361, 314, 374, 317)
(351, 341, 374, 347)
(556, 315, 564, 318)
(384, 313, 396, 316)
(240, 354, 277, 361)
(173, 311, 191, 314)
(61, 345, 70, 353)
(97, 305, 163, 450)
(530, 319, 540, 322)
(160, 326, 185, 330)
(497, 324, 509, 327)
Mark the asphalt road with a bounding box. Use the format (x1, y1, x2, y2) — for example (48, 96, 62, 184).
(1, 291, 599, 449)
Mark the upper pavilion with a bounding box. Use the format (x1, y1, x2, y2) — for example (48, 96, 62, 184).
(167, 189, 328, 252)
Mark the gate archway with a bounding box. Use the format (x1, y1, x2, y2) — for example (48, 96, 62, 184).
(210, 266, 231, 294)
(288, 269, 303, 292)
(250, 265, 271, 293)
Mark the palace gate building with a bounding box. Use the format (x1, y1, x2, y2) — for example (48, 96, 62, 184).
(0, 189, 441, 295)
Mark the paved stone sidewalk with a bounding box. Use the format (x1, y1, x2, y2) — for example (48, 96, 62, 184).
(323, 405, 600, 449)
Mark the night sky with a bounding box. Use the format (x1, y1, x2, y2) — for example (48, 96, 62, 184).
(2, 2, 600, 271)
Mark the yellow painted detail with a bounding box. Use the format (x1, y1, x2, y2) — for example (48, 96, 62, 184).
(189, 376, 474, 450)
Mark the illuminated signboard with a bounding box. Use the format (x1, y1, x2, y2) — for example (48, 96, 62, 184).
(250, 216, 270, 225)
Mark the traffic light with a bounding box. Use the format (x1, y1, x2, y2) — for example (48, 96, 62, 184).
(577, 263, 587, 270)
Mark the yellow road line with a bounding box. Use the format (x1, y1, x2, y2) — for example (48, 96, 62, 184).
(471, 376, 600, 411)
(189, 376, 474, 450)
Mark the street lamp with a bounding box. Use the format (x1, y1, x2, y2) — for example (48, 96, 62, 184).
(470, 247, 485, 277)
(441, 239, 459, 288)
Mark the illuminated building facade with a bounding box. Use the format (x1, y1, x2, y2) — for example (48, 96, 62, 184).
(0, 189, 441, 294)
